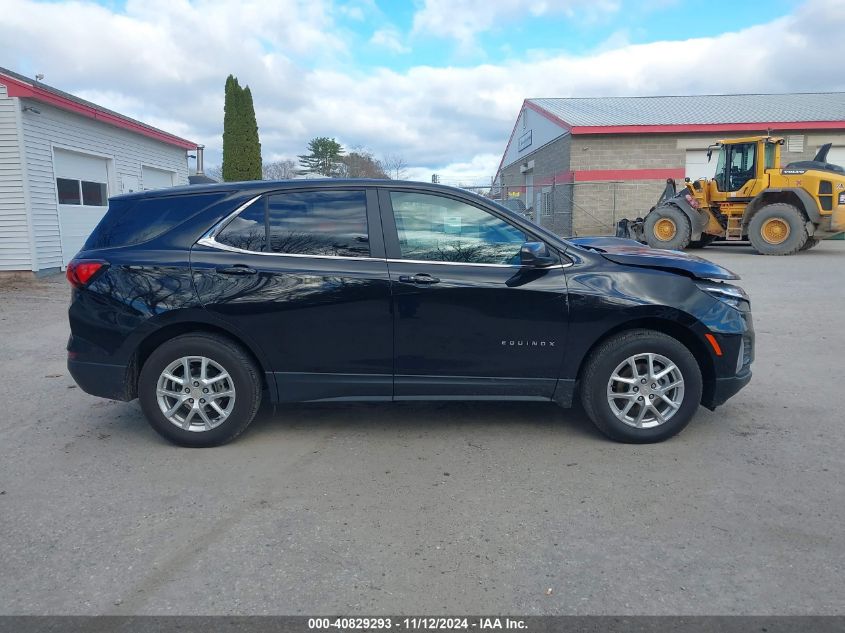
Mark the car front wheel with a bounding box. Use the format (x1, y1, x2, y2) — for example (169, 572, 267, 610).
(138, 333, 262, 447)
(580, 329, 703, 443)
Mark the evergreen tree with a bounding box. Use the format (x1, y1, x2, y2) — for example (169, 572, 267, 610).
(222, 75, 262, 181)
(298, 137, 345, 177)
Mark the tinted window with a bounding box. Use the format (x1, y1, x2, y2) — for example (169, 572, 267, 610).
(267, 190, 369, 257)
(216, 198, 267, 252)
(57, 178, 81, 205)
(83, 192, 226, 250)
(390, 192, 526, 264)
(81, 181, 107, 206)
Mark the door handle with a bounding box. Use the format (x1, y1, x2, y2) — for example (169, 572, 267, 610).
(216, 265, 257, 275)
(398, 273, 440, 285)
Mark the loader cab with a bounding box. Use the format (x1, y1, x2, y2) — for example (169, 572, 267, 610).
(713, 142, 756, 192)
(711, 137, 782, 196)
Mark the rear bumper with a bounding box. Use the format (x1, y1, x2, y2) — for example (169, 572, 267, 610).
(702, 368, 752, 409)
(68, 358, 133, 401)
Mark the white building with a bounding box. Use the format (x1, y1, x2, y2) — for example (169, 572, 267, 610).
(0, 67, 196, 274)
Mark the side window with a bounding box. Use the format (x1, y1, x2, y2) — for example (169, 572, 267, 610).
(390, 192, 527, 264)
(216, 198, 267, 252)
(728, 143, 756, 191)
(267, 190, 369, 257)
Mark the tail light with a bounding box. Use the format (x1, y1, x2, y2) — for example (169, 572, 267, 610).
(66, 259, 108, 288)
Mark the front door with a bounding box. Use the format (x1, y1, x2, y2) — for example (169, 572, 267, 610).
(379, 189, 569, 400)
(191, 188, 393, 402)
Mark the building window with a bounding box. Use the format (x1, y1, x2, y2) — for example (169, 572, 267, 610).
(56, 178, 81, 205)
(541, 188, 553, 217)
(56, 178, 108, 206)
(81, 181, 107, 206)
(787, 135, 804, 153)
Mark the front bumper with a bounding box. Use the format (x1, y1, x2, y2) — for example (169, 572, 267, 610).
(68, 358, 133, 401)
(702, 368, 752, 409)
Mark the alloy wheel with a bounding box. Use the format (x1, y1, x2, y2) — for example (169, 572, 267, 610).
(606, 353, 685, 428)
(156, 356, 236, 432)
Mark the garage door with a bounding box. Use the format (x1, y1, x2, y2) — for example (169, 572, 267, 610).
(685, 149, 718, 181)
(825, 146, 845, 168)
(55, 149, 110, 268)
(141, 166, 174, 190)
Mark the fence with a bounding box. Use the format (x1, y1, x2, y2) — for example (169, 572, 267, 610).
(461, 180, 667, 237)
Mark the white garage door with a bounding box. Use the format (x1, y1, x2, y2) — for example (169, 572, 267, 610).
(685, 149, 718, 181)
(55, 149, 110, 268)
(142, 166, 175, 190)
(825, 146, 845, 168)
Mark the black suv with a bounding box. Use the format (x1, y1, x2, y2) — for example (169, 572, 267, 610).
(66, 180, 753, 447)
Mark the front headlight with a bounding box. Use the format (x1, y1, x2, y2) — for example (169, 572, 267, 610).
(696, 282, 750, 309)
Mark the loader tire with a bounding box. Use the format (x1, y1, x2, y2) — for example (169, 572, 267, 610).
(748, 203, 808, 255)
(800, 237, 820, 251)
(644, 205, 691, 251)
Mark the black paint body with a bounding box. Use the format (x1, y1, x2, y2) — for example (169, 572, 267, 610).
(67, 180, 753, 410)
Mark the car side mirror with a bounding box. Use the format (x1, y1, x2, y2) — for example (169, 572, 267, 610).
(520, 241, 557, 268)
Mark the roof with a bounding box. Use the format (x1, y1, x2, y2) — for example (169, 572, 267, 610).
(526, 93, 845, 134)
(0, 66, 196, 150)
(111, 178, 486, 201)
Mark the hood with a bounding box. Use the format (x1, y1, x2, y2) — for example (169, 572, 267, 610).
(568, 237, 739, 281)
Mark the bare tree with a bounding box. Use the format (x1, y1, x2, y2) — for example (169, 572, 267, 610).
(204, 165, 223, 181)
(262, 159, 297, 180)
(382, 154, 408, 180)
(340, 147, 389, 178)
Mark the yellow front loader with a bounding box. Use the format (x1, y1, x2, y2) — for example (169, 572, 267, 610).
(624, 136, 845, 255)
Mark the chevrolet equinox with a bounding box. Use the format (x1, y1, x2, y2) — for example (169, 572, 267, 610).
(66, 180, 753, 447)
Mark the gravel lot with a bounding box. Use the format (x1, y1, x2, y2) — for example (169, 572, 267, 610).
(1, 241, 843, 615)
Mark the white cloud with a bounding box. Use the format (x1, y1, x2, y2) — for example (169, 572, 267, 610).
(1, 0, 844, 183)
(369, 28, 410, 54)
(411, 0, 621, 49)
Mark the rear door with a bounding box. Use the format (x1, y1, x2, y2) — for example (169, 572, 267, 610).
(190, 187, 393, 402)
(378, 188, 569, 400)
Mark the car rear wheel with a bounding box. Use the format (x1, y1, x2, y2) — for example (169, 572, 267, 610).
(580, 329, 702, 443)
(644, 205, 692, 250)
(138, 333, 262, 447)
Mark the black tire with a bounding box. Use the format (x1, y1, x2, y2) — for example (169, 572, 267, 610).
(687, 234, 718, 249)
(138, 333, 262, 447)
(747, 203, 808, 255)
(800, 237, 820, 251)
(579, 329, 703, 443)
(644, 204, 692, 250)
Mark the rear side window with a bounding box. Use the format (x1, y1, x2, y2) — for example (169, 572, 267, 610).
(83, 192, 226, 250)
(216, 190, 370, 257)
(216, 198, 267, 252)
(268, 190, 369, 257)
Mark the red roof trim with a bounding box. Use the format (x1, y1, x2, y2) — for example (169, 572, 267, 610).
(1, 73, 196, 150)
(495, 101, 525, 176)
(523, 100, 572, 130)
(574, 168, 685, 182)
(496, 100, 572, 176)
(570, 121, 845, 135)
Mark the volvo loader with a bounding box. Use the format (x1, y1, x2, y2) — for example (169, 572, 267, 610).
(622, 136, 845, 255)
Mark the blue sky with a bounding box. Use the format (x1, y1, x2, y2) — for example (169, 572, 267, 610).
(3, 0, 841, 183)
(339, 0, 796, 72)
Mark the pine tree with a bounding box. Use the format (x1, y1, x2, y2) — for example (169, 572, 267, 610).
(298, 137, 345, 177)
(222, 75, 262, 181)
